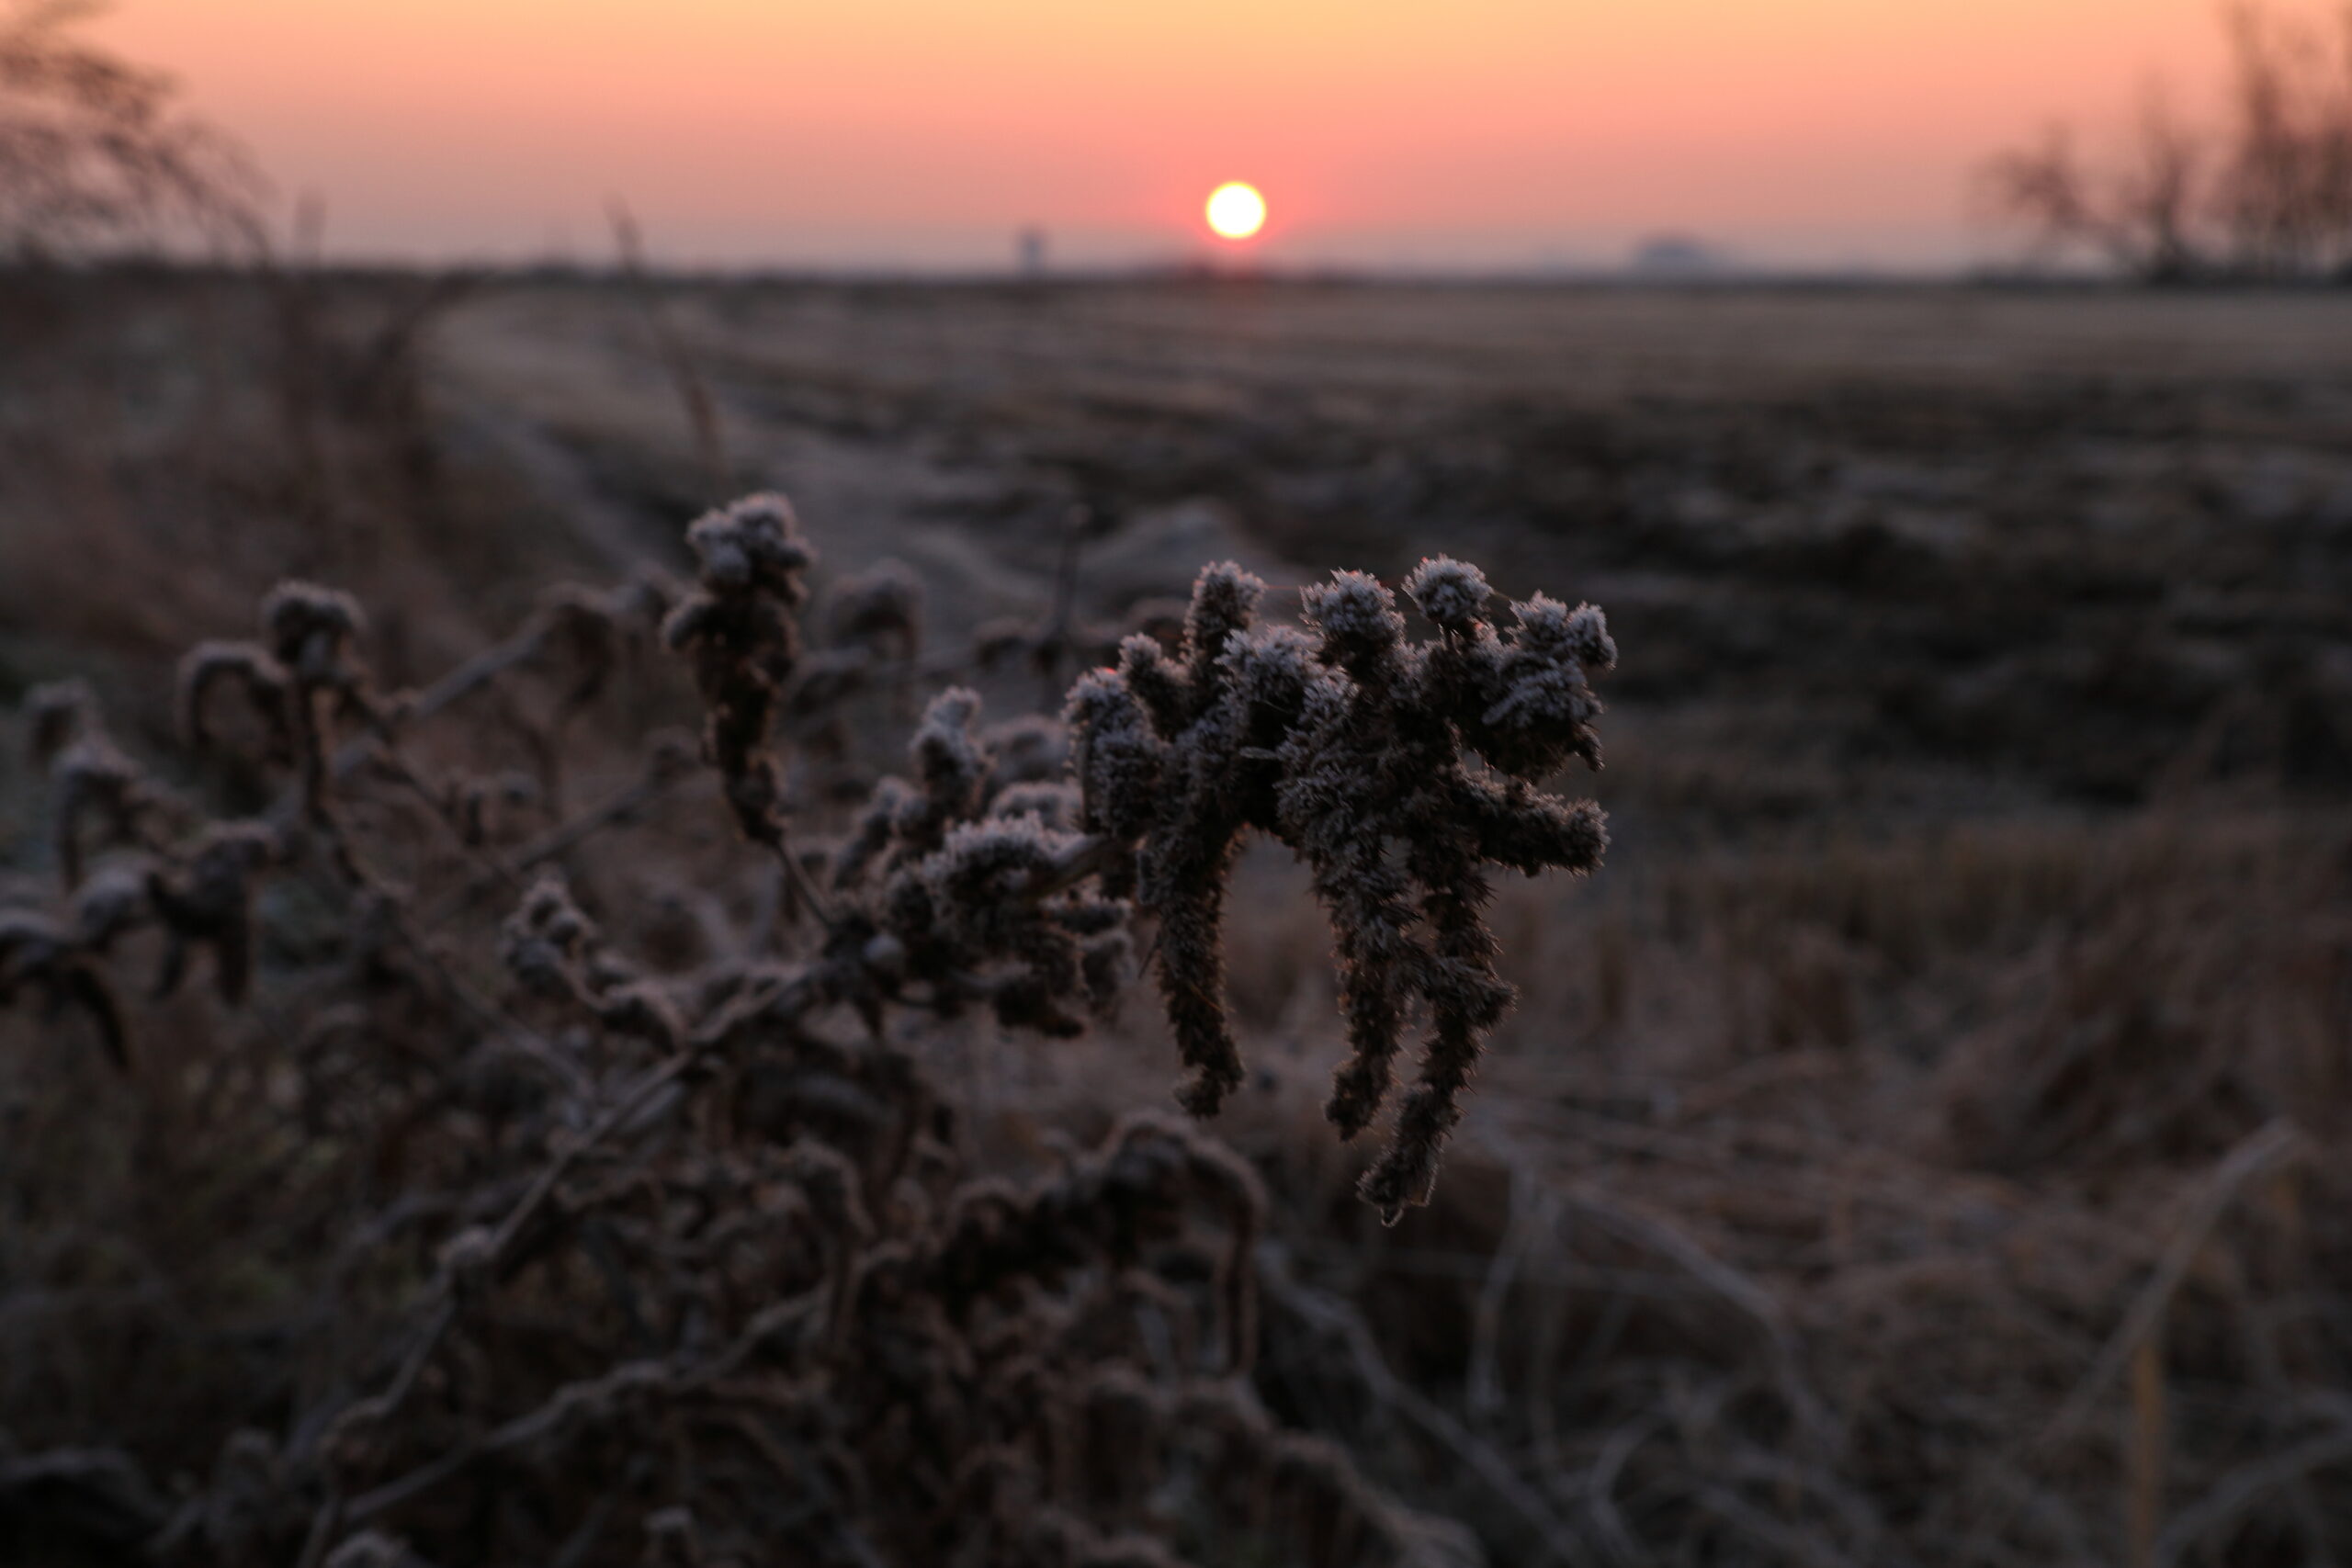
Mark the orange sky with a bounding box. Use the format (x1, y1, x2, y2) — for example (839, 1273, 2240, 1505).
(96, 0, 2233, 270)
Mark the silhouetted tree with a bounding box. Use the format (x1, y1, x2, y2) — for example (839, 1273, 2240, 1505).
(1987, 2, 2352, 280)
(0, 0, 260, 260)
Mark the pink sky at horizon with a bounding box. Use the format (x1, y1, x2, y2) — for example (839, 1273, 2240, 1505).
(96, 0, 2237, 271)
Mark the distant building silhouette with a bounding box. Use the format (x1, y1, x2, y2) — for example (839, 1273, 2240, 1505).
(1630, 234, 1728, 277)
(1017, 226, 1047, 277)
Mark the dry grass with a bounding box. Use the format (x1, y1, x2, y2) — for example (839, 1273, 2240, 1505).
(1193, 794, 2352, 1565)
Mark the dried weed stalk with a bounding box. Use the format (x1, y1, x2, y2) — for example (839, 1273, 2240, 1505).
(1069, 558, 1611, 1217)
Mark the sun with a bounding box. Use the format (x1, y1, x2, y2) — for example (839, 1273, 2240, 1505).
(1205, 181, 1266, 242)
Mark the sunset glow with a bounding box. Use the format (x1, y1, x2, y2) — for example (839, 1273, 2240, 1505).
(1205, 182, 1266, 241)
(87, 0, 2233, 268)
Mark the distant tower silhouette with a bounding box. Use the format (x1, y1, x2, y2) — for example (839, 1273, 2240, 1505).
(1017, 225, 1047, 277)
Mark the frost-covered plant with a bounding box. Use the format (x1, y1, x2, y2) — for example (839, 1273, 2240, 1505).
(1068, 558, 1611, 1218)
(0, 903, 125, 1067)
(786, 558, 929, 761)
(178, 580, 374, 820)
(824, 556, 924, 661)
(0, 488, 1609, 1565)
(662, 491, 815, 851)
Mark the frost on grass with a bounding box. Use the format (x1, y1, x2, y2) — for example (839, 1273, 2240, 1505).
(1070, 556, 1612, 1220)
